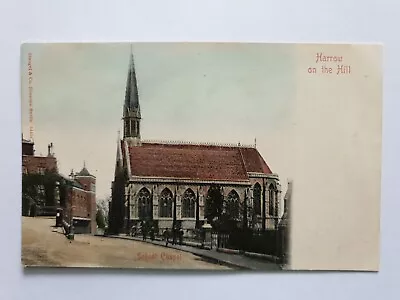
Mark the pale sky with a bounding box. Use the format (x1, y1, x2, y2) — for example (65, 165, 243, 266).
(21, 43, 295, 200)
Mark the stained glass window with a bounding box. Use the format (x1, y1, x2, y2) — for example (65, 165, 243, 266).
(138, 187, 151, 219)
(226, 190, 240, 219)
(159, 188, 173, 218)
(182, 188, 196, 218)
(253, 183, 262, 215)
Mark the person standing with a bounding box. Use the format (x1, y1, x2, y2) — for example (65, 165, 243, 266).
(172, 227, 177, 245)
(179, 229, 184, 245)
(164, 228, 170, 246)
(150, 226, 155, 241)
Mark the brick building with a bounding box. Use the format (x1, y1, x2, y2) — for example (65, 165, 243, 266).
(61, 166, 97, 234)
(22, 138, 59, 215)
(22, 138, 97, 234)
(109, 54, 282, 235)
(22, 139, 58, 175)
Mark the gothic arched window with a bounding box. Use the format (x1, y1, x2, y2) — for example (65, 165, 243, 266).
(124, 119, 131, 137)
(268, 184, 276, 216)
(253, 183, 262, 216)
(138, 187, 152, 220)
(205, 185, 223, 222)
(182, 188, 196, 218)
(226, 190, 240, 219)
(159, 188, 173, 218)
(137, 122, 140, 136)
(132, 121, 137, 136)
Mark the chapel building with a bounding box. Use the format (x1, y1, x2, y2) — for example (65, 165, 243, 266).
(108, 54, 281, 236)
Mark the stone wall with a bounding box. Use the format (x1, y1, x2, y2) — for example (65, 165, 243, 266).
(125, 175, 281, 232)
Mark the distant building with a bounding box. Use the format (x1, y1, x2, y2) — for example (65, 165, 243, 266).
(22, 138, 59, 215)
(60, 166, 97, 234)
(109, 54, 281, 235)
(22, 138, 97, 234)
(22, 138, 58, 175)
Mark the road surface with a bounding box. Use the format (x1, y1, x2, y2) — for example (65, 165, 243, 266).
(21, 217, 230, 270)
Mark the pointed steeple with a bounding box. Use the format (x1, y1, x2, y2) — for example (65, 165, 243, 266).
(116, 130, 122, 161)
(124, 49, 140, 118)
(123, 46, 141, 145)
(77, 161, 92, 177)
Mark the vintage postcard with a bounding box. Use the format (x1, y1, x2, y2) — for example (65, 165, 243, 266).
(21, 42, 382, 271)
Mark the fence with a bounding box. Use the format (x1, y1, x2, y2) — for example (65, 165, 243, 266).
(123, 220, 289, 263)
(205, 229, 287, 260)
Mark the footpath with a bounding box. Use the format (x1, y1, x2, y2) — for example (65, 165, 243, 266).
(106, 234, 282, 271)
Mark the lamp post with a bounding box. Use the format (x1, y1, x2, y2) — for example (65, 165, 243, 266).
(54, 181, 61, 227)
(68, 205, 75, 240)
(54, 181, 60, 207)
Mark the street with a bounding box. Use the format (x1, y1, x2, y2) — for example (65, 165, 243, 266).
(21, 217, 231, 270)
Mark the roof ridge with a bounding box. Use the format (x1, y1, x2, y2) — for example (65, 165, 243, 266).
(255, 148, 272, 173)
(125, 139, 270, 182)
(141, 139, 256, 148)
(237, 147, 249, 177)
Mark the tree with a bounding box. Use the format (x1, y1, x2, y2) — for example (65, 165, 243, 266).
(96, 196, 110, 225)
(22, 172, 49, 216)
(22, 171, 68, 216)
(204, 184, 224, 225)
(96, 207, 107, 229)
(219, 200, 245, 233)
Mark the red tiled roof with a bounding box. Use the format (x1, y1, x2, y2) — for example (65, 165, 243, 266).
(239, 147, 272, 174)
(123, 141, 272, 182)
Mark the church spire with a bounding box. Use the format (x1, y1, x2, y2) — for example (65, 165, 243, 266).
(123, 46, 141, 145)
(124, 50, 140, 116)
